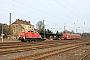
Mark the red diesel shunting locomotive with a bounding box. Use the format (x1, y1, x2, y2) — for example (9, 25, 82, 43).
(19, 31, 44, 42)
(62, 32, 81, 40)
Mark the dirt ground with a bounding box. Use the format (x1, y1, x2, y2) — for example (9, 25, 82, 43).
(0, 38, 20, 43)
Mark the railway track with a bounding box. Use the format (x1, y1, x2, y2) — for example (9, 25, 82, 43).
(0, 40, 83, 50)
(80, 43, 90, 60)
(0, 40, 88, 55)
(0, 41, 80, 55)
(0, 40, 87, 48)
(80, 52, 90, 60)
(12, 44, 84, 60)
(0, 40, 89, 60)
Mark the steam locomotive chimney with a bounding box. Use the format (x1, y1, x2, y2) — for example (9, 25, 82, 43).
(10, 13, 11, 25)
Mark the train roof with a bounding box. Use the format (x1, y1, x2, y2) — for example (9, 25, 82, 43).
(65, 33, 81, 36)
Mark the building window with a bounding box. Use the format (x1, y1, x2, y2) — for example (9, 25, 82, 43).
(13, 25, 15, 28)
(13, 30, 16, 33)
(16, 25, 17, 27)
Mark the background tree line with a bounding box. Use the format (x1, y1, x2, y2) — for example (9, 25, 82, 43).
(36, 20, 90, 39)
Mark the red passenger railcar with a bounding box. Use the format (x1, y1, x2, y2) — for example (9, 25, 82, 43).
(62, 32, 81, 40)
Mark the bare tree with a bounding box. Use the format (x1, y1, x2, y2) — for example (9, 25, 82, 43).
(0, 23, 9, 37)
(36, 20, 45, 33)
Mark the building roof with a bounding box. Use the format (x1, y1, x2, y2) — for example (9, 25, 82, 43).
(12, 19, 31, 25)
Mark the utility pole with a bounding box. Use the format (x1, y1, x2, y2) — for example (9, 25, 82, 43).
(76, 28, 77, 33)
(2, 24, 3, 41)
(43, 20, 45, 38)
(1, 13, 12, 41)
(64, 25, 65, 32)
(10, 13, 11, 25)
(64, 23, 66, 33)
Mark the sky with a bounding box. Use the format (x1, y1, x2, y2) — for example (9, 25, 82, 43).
(0, 0, 90, 33)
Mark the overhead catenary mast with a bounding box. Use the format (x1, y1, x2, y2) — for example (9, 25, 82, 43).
(10, 13, 12, 25)
(43, 20, 45, 38)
